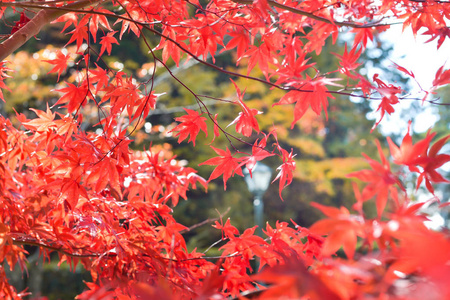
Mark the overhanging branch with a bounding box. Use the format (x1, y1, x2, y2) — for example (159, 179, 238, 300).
(0, 0, 102, 62)
(231, 0, 385, 28)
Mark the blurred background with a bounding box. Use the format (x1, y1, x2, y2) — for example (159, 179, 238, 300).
(1, 7, 449, 299)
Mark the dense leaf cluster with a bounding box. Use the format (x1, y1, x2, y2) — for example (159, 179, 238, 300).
(0, 0, 449, 299)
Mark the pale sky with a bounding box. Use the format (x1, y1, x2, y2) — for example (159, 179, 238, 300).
(375, 25, 450, 135)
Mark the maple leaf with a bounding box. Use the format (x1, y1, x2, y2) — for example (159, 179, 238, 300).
(416, 134, 450, 193)
(158, 28, 185, 67)
(53, 12, 78, 33)
(351, 27, 374, 49)
(385, 226, 450, 291)
(386, 121, 435, 169)
(391, 61, 415, 79)
(212, 218, 239, 239)
(432, 65, 450, 88)
(22, 104, 56, 133)
(133, 91, 157, 121)
(334, 44, 362, 76)
(55, 82, 89, 113)
(219, 226, 266, 261)
(170, 108, 208, 146)
(98, 31, 119, 58)
(0, 62, 12, 102)
(272, 147, 296, 200)
(225, 28, 251, 60)
(309, 202, 365, 259)
(89, 64, 110, 93)
(238, 136, 274, 174)
(11, 12, 31, 34)
(347, 140, 403, 217)
(199, 146, 243, 190)
(66, 21, 89, 51)
(43, 50, 70, 81)
(227, 80, 261, 137)
(273, 77, 342, 128)
(371, 74, 403, 131)
(81, 8, 113, 42)
(242, 44, 276, 79)
(253, 255, 341, 300)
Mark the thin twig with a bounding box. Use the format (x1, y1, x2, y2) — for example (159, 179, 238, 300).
(231, 0, 386, 28)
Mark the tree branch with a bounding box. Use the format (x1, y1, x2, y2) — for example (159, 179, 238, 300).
(12, 238, 101, 258)
(231, 0, 385, 28)
(0, 0, 102, 62)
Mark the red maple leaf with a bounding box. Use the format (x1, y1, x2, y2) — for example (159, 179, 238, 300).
(387, 121, 435, 168)
(273, 77, 341, 128)
(225, 28, 251, 60)
(89, 64, 110, 93)
(242, 44, 275, 79)
(227, 80, 261, 137)
(170, 108, 208, 146)
(213, 218, 239, 239)
(347, 140, 403, 217)
(66, 21, 89, 51)
(43, 51, 70, 81)
(417, 134, 450, 193)
(272, 147, 296, 200)
(99, 31, 119, 57)
(55, 82, 89, 113)
(334, 44, 362, 76)
(210, 113, 220, 143)
(239, 136, 274, 174)
(432, 65, 450, 88)
(81, 8, 113, 42)
(22, 104, 56, 133)
(371, 74, 403, 131)
(11, 12, 30, 34)
(309, 202, 365, 259)
(253, 256, 341, 300)
(199, 146, 243, 190)
(351, 27, 374, 49)
(0, 62, 12, 102)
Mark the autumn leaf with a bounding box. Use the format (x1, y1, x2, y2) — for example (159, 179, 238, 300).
(334, 44, 362, 75)
(347, 140, 402, 217)
(309, 202, 365, 259)
(416, 134, 450, 193)
(272, 147, 296, 200)
(386, 121, 435, 168)
(273, 77, 341, 128)
(98, 31, 119, 57)
(170, 108, 208, 146)
(219, 226, 266, 261)
(81, 8, 113, 42)
(89, 64, 110, 93)
(225, 28, 251, 60)
(371, 74, 403, 131)
(238, 137, 274, 174)
(54, 82, 89, 113)
(199, 146, 243, 190)
(351, 27, 374, 49)
(391, 61, 415, 79)
(43, 51, 70, 81)
(253, 255, 341, 300)
(432, 65, 450, 88)
(0, 62, 12, 102)
(22, 104, 56, 133)
(212, 218, 239, 239)
(210, 113, 220, 143)
(66, 21, 89, 50)
(227, 79, 261, 137)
